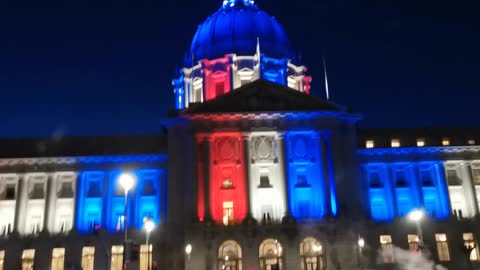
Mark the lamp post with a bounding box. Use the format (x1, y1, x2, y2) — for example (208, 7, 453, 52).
(357, 237, 365, 269)
(408, 209, 424, 251)
(119, 173, 135, 270)
(185, 244, 192, 270)
(144, 219, 155, 270)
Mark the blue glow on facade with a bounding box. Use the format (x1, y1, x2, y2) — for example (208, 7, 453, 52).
(133, 169, 164, 229)
(285, 131, 327, 220)
(76, 167, 166, 233)
(76, 171, 105, 233)
(261, 56, 287, 85)
(365, 163, 395, 221)
(365, 161, 451, 222)
(173, 76, 185, 110)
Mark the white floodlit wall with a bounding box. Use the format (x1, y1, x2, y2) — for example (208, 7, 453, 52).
(444, 161, 477, 218)
(47, 172, 77, 234)
(17, 173, 48, 235)
(0, 174, 19, 235)
(232, 55, 260, 89)
(247, 132, 287, 222)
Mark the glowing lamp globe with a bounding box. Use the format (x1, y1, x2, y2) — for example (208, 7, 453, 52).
(185, 244, 192, 255)
(408, 209, 424, 222)
(144, 219, 155, 233)
(119, 173, 135, 192)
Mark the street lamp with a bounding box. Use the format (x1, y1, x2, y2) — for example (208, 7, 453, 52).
(357, 237, 365, 269)
(144, 219, 155, 270)
(119, 172, 135, 270)
(408, 209, 424, 249)
(185, 244, 192, 270)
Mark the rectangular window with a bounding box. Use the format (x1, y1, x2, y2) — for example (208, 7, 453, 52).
(51, 248, 65, 270)
(442, 138, 451, 146)
(29, 183, 45, 199)
(417, 138, 425, 147)
(222, 201, 234, 226)
(472, 167, 480, 185)
(58, 182, 74, 198)
(0, 250, 4, 270)
(140, 244, 153, 270)
(366, 140, 375, 149)
(215, 82, 225, 97)
(435, 234, 450, 261)
(3, 184, 16, 200)
(222, 179, 233, 189)
(380, 235, 394, 263)
(468, 139, 476, 145)
(464, 233, 479, 261)
(22, 249, 35, 270)
(446, 169, 461, 186)
(408, 234, 420, 253)
(81, 247, 95, 270)
(258, 175, 272, 188)
(391, 139, 400, 148)
(111, 245, 124, 270)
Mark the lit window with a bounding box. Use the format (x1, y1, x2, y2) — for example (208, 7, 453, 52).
(468, 140, 476, 145)
(218, 240, 243, 270)
(51, 248, 65, 270)
(391, 139, 400, 148)
(435, 234, 450, 261)
(81, 247, 95, 270)
(380, 235, 394, 263)
(111, 245, 124, 270)
(366, 140, 375, 149)
(463, 233, 479, 261)
(417, 139, 425, 147)
(22, 249, 35, 270)
(223, 202, 234, 226)
(442, 138, 450, 146)
(472, 167, 480, 185)
(259, 239, 283, 270)
(222, 179, 233, 189)
(140, 244, 153, 270)
(408, 235, 420, 253)
(0, 250, 4, 270)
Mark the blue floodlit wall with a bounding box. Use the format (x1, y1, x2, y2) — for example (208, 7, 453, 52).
(391, 163, 422, 217)
(106, 170, 130, 232)
(365, 161, 451, 222)
(76, 171, 105, 233)
(285, 131, 327, 220)
(173, 76, 185, 110)
(261, 56, 288, 86)
(365, 164, 395, 221)
(133, 169, 164, 229)
(76, 167, 166, 233)
(419, 162, 450, 219)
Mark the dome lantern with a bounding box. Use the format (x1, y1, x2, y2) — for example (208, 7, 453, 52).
(222, 0, 255, 8)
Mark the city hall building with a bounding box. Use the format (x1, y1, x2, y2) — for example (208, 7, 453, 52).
(0, 0, 479, 269)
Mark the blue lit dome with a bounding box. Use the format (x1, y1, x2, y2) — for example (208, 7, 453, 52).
(190, 0, 294, 61)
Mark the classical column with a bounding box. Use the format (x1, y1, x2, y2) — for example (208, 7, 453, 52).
(323, 131, 338, 217)
(318, 132, 332, 217)
(278, 133, 291, 218)
(203, 135, 212, 222)
(44, 173, 54, 233)
(461, 163, 479, 217)
(242, 133, 253, 218)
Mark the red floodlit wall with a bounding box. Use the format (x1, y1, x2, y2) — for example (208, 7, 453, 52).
(196, 140, 205, 222)
(303, 76, 312, 94)
(203, 57, 231, 101)
(209, 132, 248, 224)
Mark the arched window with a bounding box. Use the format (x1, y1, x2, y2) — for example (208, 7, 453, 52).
(218, 240, 242, 270)
(259, 239, 283, 270)
(300, 237, 325, 270)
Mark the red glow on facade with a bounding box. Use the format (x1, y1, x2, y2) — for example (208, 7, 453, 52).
(196, 140, 205, 222)
(203, 57, 231, 101)
(208, 132, 248, 224)
(303, 76, 312, 94)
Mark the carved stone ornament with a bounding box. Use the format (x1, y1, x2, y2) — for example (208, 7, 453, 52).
(215, 137, 239, 163)
(251, 136, 276, 163)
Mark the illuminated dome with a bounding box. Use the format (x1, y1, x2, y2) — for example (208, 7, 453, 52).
(190, 0, 294, 61)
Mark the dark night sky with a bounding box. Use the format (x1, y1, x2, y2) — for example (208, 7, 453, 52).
(0, 0, 478, 137)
